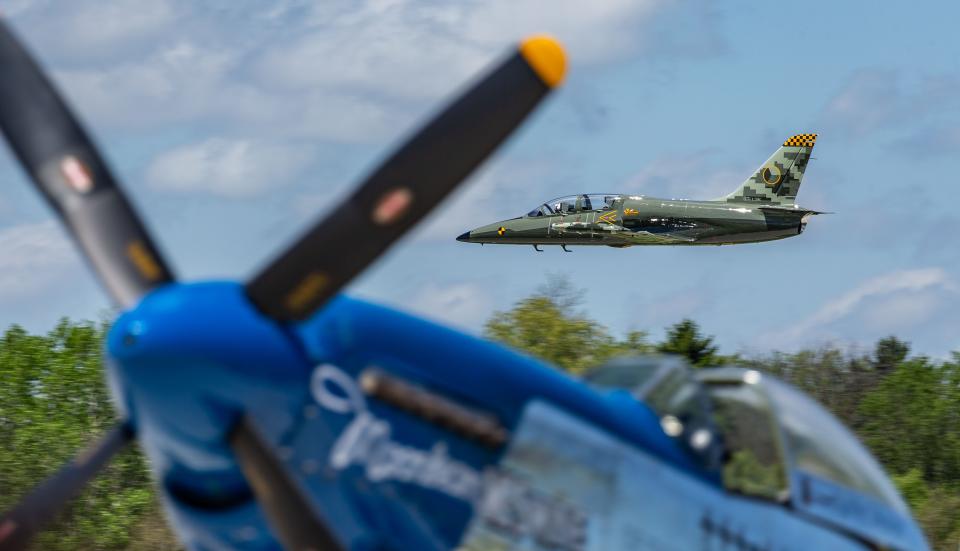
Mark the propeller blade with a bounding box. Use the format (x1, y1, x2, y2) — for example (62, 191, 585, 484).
(0, 423, 134, 551)
(229, 415, 343, 551)
(0, 20, 174, 308)
(246, 36, 566, 320)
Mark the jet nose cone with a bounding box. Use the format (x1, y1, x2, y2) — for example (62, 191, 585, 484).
(456, 231, 471, 242)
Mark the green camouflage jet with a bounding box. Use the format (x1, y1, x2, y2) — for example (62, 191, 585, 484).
(457, 134, 824, 250)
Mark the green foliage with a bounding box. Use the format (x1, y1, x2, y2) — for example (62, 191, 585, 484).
(742, 347, 878, 429)
(874, 336, 910, 373)
(914, 486, 960, 550)
(0, 320, 181, 550)
(483, 278, 729, 372)
(656, 319, 720, 367)
(858, 358, 960, 483)
(893, 470, 960, 550)
(483, 276, 653, 373)
(722, 450, 785, 501)
(893, 469, 929, 511)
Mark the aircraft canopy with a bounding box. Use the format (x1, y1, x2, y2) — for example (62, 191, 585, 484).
(525, 194, 621, 217)
(585, 358, 907, 513)
(758, 374, 907, 511)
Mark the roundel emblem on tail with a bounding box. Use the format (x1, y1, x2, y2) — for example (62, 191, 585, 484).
(761, 165, 782, 186)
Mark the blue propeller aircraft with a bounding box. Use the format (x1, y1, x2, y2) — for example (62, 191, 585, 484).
(0, 20, 929, 551)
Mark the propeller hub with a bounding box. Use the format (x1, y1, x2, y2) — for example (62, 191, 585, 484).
(106, 281, 313, 502)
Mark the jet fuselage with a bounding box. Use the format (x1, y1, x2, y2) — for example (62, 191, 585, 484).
(458, 133, 823, 249)
(458, 195, 816, 248)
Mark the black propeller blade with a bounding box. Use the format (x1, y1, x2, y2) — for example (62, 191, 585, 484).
(0, 423, 134, 551)
(0, 20, 174, 308)
(229, 415, 343, 551)
(0, 20, 568, 549)
(246, 36, 566, 321)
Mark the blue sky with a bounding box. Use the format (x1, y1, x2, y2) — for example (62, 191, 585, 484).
(3, 0, 960, 357)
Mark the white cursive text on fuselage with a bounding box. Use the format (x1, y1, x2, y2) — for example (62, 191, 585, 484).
(313, 364, 483, 502)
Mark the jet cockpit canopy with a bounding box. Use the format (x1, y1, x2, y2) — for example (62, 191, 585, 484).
(525, 194, 621, 217)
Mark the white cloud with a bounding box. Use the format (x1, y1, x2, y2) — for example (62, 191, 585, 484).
(458, 0, 663, 63)
(52, 41, 238, 128)
(146, 138, 315, 197)
(11, 0, 179, 61)
(765, 268, 958, 350)
(800, 268, 947, 328)
(18, 0, 691, 144)
(858, 292, 941, 333)
(53, 40, 416, 142)
(254, 0, 664, 101)
(0, 221, 77, 299)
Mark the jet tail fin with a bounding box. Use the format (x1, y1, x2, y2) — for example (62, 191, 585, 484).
(723, 134, 817, 206)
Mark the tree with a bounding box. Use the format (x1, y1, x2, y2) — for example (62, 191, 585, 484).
(619, 330, 656, 356)
(656, 319, 720, 367)
(874, 336, 910, 373)
(0, 320, 181, 550)
(858, 357, 960, 483)
(744, 346, 878, 428)
(914, 486, 960, 550)
(483, 276, 653, 373)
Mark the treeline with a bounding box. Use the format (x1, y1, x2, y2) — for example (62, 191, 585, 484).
(0, 281, 957, 548)
(485, 279, 960, 549)
(0, 321, 181, 550)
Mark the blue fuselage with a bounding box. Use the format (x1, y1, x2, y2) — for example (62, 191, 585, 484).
(105, 282, 926, 550)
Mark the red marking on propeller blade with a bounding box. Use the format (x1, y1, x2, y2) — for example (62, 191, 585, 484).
(372, 188, 413, 225)
(60, 156, 93, 193)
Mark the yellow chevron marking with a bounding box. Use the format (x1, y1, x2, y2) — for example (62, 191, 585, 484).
(783, 133, 817, 147)
(597, 211, 618, 224)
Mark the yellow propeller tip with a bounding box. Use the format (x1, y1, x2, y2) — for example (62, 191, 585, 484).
(520, 35, 567, 88)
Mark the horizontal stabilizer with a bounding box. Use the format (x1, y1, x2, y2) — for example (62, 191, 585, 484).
(757, 206, 829, 215)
